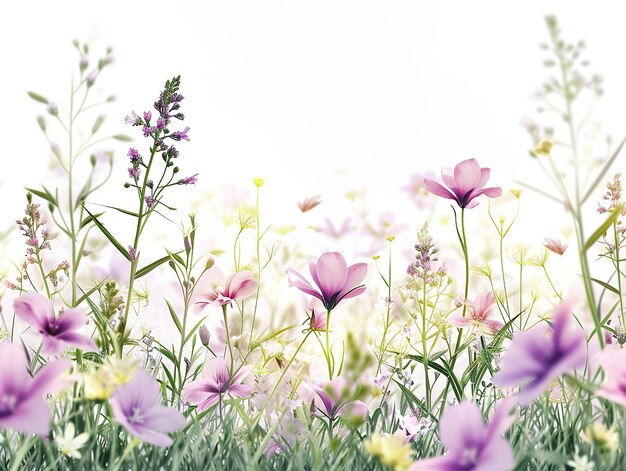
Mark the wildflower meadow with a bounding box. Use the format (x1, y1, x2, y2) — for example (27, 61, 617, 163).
(2, 10, 626, 471)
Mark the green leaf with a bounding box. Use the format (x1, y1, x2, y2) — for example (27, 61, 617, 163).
(584, 206, 624, 252)
(590, 277, 620, 296)
(79, 211, 104, 230)
(113, 134, 133, 142)
(81, 204, 131, 261)
(26, 186, 58, 207)
(91, 115, 105, 135)
(135, 251, 183, 279)
(166, 300, 183, 336)
(27, 91, 48, 104)
(89, 203, 139, 218)
(183, 316, 207, 347)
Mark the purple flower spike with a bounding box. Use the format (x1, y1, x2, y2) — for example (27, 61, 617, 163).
(492, 302, 587, 405)
(424, 158, 502, 209)
(0, 342, 71, 436)
(14, 293, 98, 355)
(110, 369, 186, 448)
(409, 397, 517, 471)
(287, 252, 367, 311)
(184, 358, 252, 411)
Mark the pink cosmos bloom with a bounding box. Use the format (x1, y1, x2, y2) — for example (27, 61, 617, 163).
(596, 348, 626, 406)
(184, 358, 252, 411)
(110, 369, 186, 448)
(287, 252, 367, 311)
(196, 270, 258, 308)
(424, 158, 502, 209)
(492, 302, 587, 405)
(544, 238, 568, 255)
(409, 397, 516, 471)
(297, 194, 322, 213)
(0, 342, 71, 436)
(14, 293, 97, 355)
(448, 292, 503, 335)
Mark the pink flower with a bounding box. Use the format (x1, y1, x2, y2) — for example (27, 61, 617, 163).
(596, 348, 626, 406)
(544, 238, 568, 255)
(297, 194, 322, 213)
(448, 292, 503, 335)
(492, 302, 587, 405)
(402, 171, 435, 208)
(184, 358, 252, 411)
(196, 270, 258, 308)
(14, 293, 97, 355)
(287, 252, 367, 311)
(424, 158, 502, 209)
(0, 342, 71, 436)
(110, 369, 186, 447)
(409, 398, 516, 471)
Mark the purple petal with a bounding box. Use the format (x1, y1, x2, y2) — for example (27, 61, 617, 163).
(0, 395, 50, 436)
(476, 167, 491, 191)
(55, 331, 98, 352)
(41, 335, 64, 355)
(408, 455, 459, 471)
(341, 263, 367, 292)
(228, 383, 252, 398)
(231, 365, 252, 385)
(184, 379, 215, 405)
(476, 435, 515, 471)
(441, 167, 456, 189)
(142, 405, 186, 433)
(204, 358, 230, 386)
(337, 286, 366, 302)
(29, 358, 72, 398)
(438, 401, 486, 453)
(196, 393, 220, 411)
(55, 308, 88, 331)
(314, 252, 348, 300)
(0, 343, 31, 393)
(312, 385, 335, 416)
(13, 292, 54, 329)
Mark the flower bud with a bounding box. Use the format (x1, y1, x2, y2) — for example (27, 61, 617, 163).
(254, 177, 264, 187)
(199, 324, 210, 347)
(205, 256, 215, 270)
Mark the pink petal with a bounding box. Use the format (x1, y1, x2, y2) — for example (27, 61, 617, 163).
(408, 455, 459, 471)
(423, 179, 456, 200)
(142, 405, 187, 433)
(453, 158, 481, 194)
(226, 270, 258, 300)
(204, 357, 230, 385)
(438, 401, 487, 453)
(0, 395, 50, 436)
(441, 167, 455, 189)
(314, 252, 349, 299)
(13, 292, 54, 328)
(338, 286, 366, 301)
(55, 332, 98, 352)
(196, 393, 220, 411)
(30, 358, 72, 398)
(228, 383, 252, 398)
(342, 263, 367, 291)
(287, 268, 323, 301)
(55, 308, 88, 331)
(476, 167, 491, 191)
(446, 315, 472, 328)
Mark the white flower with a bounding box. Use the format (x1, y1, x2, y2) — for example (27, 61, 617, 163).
(54, 423, 89, 459)
(566, 448, 594, 471)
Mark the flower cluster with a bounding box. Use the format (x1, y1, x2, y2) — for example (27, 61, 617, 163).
(406, 224, 446, 286)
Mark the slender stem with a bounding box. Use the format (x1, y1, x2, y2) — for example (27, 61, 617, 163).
(376, 240, 393, 375)
(614, 222, 625, 327)
(325, 309, 333, 379)
(222, 304, 235, 376)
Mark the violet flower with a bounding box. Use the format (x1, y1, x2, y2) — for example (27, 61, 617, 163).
(448, 292, 503, 335)
(196, 270, 258, 308)
(287, 252, 367, 311)
(184, 358, 252, 411)
(14, 293, 97, 355)
(0, 342, 71, 436)
(424, 158, 502, 209)
(310, 376, 365, 420)
(409, 397, 517, 471)
(492, 302, 587, 405)
(110, 369, 186, 448)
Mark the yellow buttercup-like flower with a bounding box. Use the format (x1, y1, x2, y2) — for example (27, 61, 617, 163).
(581, 422, 619, 454)
(365, 433, 414, 471)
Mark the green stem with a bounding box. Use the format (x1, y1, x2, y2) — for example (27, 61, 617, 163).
(222, 304, 235, 376)
(326, 309, 333, 379)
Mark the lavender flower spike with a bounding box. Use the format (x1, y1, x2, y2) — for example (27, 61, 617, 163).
(409, 397, 517, 471)
(110, 369, 186, 448)
(492, 302, 587, 405)
(424, 158, 502, 208)
(0, 342, 71, 436)
(14, 292, 98, 355)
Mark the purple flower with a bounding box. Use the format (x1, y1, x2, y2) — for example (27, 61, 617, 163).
(287, 252, 367, 311)
(0, 342, 71, 436)
(492, 302, 587, 405)
(142, 125, 152, 137)
(14, 293, 97, 355)
(125, 111, 140, 125)
(180, 173, 198, 185)
(409, 398, 516, 471)
(110, 369, 186, 447)
(145, 196, 155, 208)
(128, 245, 137, 261)
(424, 158, 502, 209)
(184, 358, 252, 411)
(128, 148, 141, 161)
(157, 117, 165, 130)
(143, 111, 152, 122)
(174, 126, 190, 142)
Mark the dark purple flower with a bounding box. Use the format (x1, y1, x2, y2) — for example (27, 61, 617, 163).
(0, 342, 71, 436)
(110, 369, 186, 447)
(409, 397, 516, 471)
(492, 302, 587, 405)
(184, 358, 252, 411)
(14, 293, 97, 355)
(174, 127, 190, 142)
(287, 252, 367, 311)
(142, 125, 152, 137)
(128, 245, 136, 261)
(424, 158, 502, 209)
(156, 117, 165, 130)
(145, 196, 154, 208)
(128, 148, 141, 161)
(143, 111, 152, 122)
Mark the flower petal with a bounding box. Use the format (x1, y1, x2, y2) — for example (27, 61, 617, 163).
(452, 158, 481, 194)
(314, 252, 349, 300)
(13, 292, 54, 329)
(423, 179, 457, 201)
(286, 268, 322, 301)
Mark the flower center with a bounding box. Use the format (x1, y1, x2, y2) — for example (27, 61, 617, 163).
(0, 394, 18, 416)
(459, 446, 479, 468)
(129, 406, 144, 424)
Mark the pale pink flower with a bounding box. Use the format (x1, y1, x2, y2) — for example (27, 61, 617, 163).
(184, 358, 252, 411)
(196, 270, 258, 308)
(448, 292, 503, 335)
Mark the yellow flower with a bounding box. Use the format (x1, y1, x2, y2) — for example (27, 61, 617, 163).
(365, 433, 414, 471)
(581, 423, 619, 454)
(83, 368, 117, 401)
(253, 177, 264, 187)
(533, 138, 554, 156)
(102, 356, 138, 386)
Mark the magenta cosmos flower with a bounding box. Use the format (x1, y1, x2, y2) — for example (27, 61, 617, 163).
(448, 292, 503, 335)
(14, 293, 97, 355)
(110, 369, 186, 448)
(0, 342, 71, 436)
(492, 302, 587, 405)
(409, 397, 517, 471)
(184, 358, 252, 411)
(196, 270, 258, 308)
(424, 158, 502, 209)
(287, 252, 367, 310)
